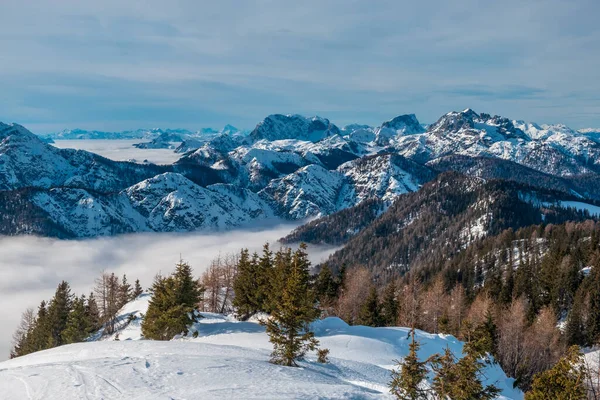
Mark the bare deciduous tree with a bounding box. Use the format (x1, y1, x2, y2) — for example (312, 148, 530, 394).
(398, 274, 422, 329)
(421, 277, 447, 333)
(335, 267, 371, 325)
(496, 297, 527, 379)
(200, 253, 238, 314)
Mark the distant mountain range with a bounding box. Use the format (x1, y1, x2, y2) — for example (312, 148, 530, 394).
(1, 109, 600, 238)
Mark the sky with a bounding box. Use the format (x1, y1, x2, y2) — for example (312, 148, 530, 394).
(0, 223, 339, 359)
(0, 0, 599, 133)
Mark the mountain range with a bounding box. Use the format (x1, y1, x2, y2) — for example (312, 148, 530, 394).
(2, 109, 600, 238)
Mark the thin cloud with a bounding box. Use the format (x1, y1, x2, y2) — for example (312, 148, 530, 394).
(0, 0, 598, 130)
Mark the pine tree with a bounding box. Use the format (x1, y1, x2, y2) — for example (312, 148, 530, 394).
(173, 259, 203, 309)
(465, 309, 498, 358)
(29, 300, 50, 353)
(451, 346, 500, 400)
(256, 243, 274, 312)
(429, 347, 458, 399)
(86, 292, 101, 332)
(389, 329, 427, 399)
(266, 247, 292, 315)
(142, 261, 204, 340)
(314, 264, 337, 308)
(119, 274, 132, 308)
(132, 279, 144, 299)
(46, 281, 73, 348)
(430, 344, 500, 400)
(233, 248, 260, 320)
(381, 281, 399, 327)
(10, 308, 35, 358)
(358, 286, 381, 327)
(263, 244, 322, 366)
(141, 274, 175, 340)
(525, 346, 587, 400)
(566, 292, 585, 346)
(501, 265, 515, 304)
(62, 295, 91, 344)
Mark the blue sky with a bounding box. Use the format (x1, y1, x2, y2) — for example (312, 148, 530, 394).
(0, 0, 599, 133)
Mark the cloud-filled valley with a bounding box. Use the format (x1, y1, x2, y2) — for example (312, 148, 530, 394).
(0, 223, 339, 359)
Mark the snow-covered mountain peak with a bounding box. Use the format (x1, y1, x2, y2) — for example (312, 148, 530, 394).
(249, 114, 340, 143)
(379, 113, 424, 134)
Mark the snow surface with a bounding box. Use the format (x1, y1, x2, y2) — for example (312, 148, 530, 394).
(0, 296, 522, 399)
(542, 200, 600, 217)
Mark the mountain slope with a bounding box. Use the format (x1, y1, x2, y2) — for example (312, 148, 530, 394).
(0, 296, 522, 399)
(283, 172, 599, 278)
(390, 109, 600, 177)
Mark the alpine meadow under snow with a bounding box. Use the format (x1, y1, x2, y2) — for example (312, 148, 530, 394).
(0, 294, 523, 399)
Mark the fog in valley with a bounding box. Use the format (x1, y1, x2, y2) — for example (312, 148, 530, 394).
(52, 140, 182, 165)
(0, 223, 339, 359)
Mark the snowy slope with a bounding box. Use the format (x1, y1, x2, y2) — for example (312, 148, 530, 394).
(0, 296, 523, 399)
(388, 109, 600, 177)
(3, 108, 600, 238)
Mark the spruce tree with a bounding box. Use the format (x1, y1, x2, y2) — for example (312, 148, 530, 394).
(30, 300, 50, 353)
(430, 344, 500, 400)
(381, 281, 399, 327)
(465, 310, 497, 358)
(142, 261, 203, 340)
(86, 292, 101, 332)
(358, 286, 381, 327)
(10, 308, 35, 358)
(450, 347, 500, 400)
(142, 274, 175, 340)
(264, 244, 322, 366)
(525, 346, 587, 400)
(119, 274, 132, 308)
(233, 248, 260, 320)
(46, 281, 73, 347)
(566, 292, 585, 346)
(389, 329, 427, 399)
(173, 259, 203, 309)
(429, 347, 457, 398)
(314, 264, 337, 307)
(62, 295, 91, 344)
(132, 279, 144, 299)
(256, 243, 274, 312)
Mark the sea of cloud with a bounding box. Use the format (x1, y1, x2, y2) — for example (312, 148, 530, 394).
(0, 223, 339, 359)
(52, 140, 182, 165)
